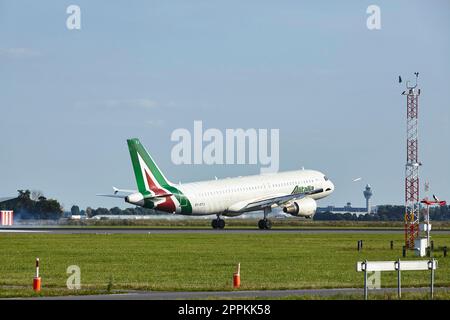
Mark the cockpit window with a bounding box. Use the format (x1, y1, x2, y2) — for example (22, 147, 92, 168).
(324, 176, 329, 181)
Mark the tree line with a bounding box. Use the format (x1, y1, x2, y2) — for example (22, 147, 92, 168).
(0, 190, 63, 219)
(314, 205, 450, 221)
(2, 190, 449, 221)
(70, 205, 157, 218)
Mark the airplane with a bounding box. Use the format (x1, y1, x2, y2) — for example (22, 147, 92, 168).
(98, 138, 335, 229)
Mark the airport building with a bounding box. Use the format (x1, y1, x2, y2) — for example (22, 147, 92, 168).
(317, 184, 376, 215)
(316, 203, 377, 216)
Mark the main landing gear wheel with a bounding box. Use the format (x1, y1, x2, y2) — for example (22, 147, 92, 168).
(258, 219, 272, 230)
(258, 207, 272, 230)
(211, 217, 225, 229)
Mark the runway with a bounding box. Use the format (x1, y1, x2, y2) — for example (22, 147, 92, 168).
(11, 287, 450, 300)
(2, 227, 450, 234)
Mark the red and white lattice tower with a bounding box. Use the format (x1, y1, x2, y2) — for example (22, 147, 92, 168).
(402, 73, 421, 249)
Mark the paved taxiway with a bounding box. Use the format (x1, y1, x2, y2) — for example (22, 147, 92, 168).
(10, 287, 450, 300)
(2, 227, 450, 234)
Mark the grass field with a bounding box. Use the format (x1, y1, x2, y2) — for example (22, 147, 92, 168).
(1, 232, 449, 298)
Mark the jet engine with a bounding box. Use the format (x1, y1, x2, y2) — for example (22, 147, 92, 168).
(282, 198, 317, 218)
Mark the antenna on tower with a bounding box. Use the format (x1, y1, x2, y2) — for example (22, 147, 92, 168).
(405, 72, 419, 89)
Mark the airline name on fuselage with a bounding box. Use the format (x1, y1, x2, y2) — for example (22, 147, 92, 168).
(291, 185, 314, 194)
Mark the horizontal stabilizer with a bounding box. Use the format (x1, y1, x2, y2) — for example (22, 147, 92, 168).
(96, 193, 173, 199)
(96, 194, 126, 198)
(113, 186, 136, 194)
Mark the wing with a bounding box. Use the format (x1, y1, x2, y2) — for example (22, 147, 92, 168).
(227, 188, 323, 213)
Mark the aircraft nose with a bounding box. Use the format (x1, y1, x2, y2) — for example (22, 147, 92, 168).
(326, 180, 334, 192)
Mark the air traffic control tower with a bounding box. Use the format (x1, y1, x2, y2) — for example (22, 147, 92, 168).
(363, 184, 373, 214)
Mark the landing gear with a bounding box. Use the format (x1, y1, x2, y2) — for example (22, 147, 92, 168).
(258, 219, 272, 230)
(258, 207, 272, 230)
(211, 215, 225, 229)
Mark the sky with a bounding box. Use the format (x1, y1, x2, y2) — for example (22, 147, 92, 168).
(1, 0, 449, 211)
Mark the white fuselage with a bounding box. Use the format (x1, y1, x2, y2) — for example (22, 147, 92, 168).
(175, 169, 334, 216)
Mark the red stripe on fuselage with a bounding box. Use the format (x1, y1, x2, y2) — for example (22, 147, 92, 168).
(155, 199, 176, 213)
(144, 170, 176, 213)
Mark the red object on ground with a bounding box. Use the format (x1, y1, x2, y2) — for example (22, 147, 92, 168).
(233, 273, 240, 289)
(33, 277, 41, 292)
(33, 258, 41, 292)
(233, 263, 241, 289)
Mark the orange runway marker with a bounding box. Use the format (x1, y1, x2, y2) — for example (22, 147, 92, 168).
(233, 263, 240, 289)
(33, 258, 41, 292)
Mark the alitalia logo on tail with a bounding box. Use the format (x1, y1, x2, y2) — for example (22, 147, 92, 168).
(137, 153, 169, 196)
(128, 139, 170, 194)
(127, 139, 192, 214)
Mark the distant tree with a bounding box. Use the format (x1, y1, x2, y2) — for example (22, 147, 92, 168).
(123, 208, 135, 215)
(312, 205, 423, 222)
(71, 205, 80, 216)
(30, 190, 44, 201)
(0, 189, 63, 220)
(430, 205, 450, 221)
(92, 207, 110, 217)
(110, 207, 122, 215)
(17, 190, 31, 199)
(36, 199, 64, 219)
(85, 207, 93, 218)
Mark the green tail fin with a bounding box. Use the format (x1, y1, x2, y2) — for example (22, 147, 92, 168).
(127, 138, 171, 194)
